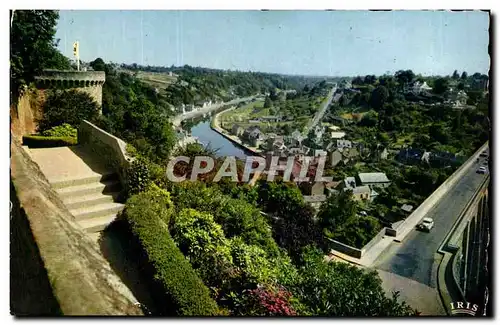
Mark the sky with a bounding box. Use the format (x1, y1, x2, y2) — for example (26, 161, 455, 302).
(55, 10, 490, 77)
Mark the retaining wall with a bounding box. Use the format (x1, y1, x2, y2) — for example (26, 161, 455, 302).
(78, 120, 133, 187)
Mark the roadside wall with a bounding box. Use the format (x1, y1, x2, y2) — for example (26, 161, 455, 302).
(327, 238, 362, 259)
(10, 139, 142, 315)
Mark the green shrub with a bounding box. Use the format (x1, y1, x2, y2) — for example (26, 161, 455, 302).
(125, 191, 219, 316)
(38, 89, 100, 131)
(41, 123, 77, 138)
(126, 158, 150, 196)
(22, 135, 78, 148)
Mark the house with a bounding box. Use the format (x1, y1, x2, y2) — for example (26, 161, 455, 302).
(314, 149, 327, 157)
(450, 90, 468, 108)
(231, 125, 244, 136)
(350, 185, 371, 201)
(357, 172, 391, 189)
(330, 131, 346, 140)
(336, 139, 352, 149)
(407, 81, 432, 95)
(430, 151, 461, 167)
(260, 116, 282, 123)
(301, 181, 326, 196)
(243, 126, 264, 147)
(401, 204, 414, 213)
(330, 149, 343, 168)
(343, 176, 357, 190)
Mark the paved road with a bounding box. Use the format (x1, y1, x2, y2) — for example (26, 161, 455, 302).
(303, 86, 339, 136)
(374, 157, 490, 288)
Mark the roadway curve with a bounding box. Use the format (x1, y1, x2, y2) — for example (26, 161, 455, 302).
(374, 156, 490, 288)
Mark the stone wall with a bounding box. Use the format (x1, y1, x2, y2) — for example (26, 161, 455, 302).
(78, 120, 133, 187)
(10, 139, 142, 315)
(35, 69, 106, 108)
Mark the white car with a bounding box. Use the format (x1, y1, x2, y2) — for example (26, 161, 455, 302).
(477, 166, 488, 174)
(417, 218, 434, 232)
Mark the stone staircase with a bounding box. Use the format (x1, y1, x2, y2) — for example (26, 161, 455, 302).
(26, 146, 126, 235)
(53, 173, 124, 233)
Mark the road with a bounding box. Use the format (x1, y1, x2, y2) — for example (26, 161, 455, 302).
(303, 86, 339, 136)
(171, 95, 256, 127)
(374, 157, 490, 288)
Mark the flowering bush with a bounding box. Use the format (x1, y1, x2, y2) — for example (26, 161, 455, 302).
(245, 285, 297, 316)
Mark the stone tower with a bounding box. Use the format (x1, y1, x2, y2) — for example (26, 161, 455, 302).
(34, 69, 106, 113)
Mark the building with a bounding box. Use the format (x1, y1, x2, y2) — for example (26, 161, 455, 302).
(330, 149, 343, 168)
(336, 139, 352, 149)
(243, 126, 265, 147)
(351, 185, 371, 201)
(397, 148, 426, 165)
(343, 176, 357, 190)
(301, 181, 326, 196)
(406, 81, 433, 95)
(450, 90, 469, 108)
(357, 172, 391, 189)
(401, 204, 414, 214)
(314, 149, 327, 157)
(231, 125, 244, 136)
(379, 148, 389, 160)
(330, 131, 346, 140)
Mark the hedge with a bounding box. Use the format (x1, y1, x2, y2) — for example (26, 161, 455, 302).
(22, 135, 77, 148)
(124, 191, 219, 316)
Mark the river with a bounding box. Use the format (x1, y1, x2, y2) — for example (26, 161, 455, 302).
(187, 119, 248, 159)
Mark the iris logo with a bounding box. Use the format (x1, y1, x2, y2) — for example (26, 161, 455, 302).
(450, 301, 478, 316)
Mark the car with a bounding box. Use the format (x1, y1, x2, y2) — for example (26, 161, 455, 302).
(477, 166, 488, 174)
(417, 218, 434, 232)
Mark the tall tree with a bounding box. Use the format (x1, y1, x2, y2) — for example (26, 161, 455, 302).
(370, 85, 389, 111)
(10, 10, 70, 100)
(460, 71, 468, 80)
(452, 70, 460, 79)
(432, 78, 449, 95)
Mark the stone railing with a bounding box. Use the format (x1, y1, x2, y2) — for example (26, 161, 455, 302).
(10, 139, 142, 315)
(78, 120, 134, 188)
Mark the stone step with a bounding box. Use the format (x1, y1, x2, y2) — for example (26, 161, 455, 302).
(51, 172, 118, 190)
(56, 179, 122, 199)
(71, 202, 125, 221)
(64, 192, 121, 210)
(78, 214, 119, 233)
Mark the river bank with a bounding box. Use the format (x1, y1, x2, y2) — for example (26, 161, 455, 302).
(211, 107, 264, 158)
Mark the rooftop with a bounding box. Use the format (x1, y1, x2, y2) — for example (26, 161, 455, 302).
(358, 172, 390, 184)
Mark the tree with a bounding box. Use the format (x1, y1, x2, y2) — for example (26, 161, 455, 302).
(318, 190, 357, 232)
(358, 110, 378, 127)
(290, 248, 416, 316)
(331, 215, 381, 248)
(38, 89, 100, 131)
(10, 10, 70, 99)
(90, 57, 106, 72)
(460, 71, 468, 80)
(352, 76, 364, 85)
(432, 77, 449, 95)
(395, 70, 415, 88)
(364, 75, 377, 85)
(370, 85, 389, 111)
(452, 70, 460, 79)
(263, 96, 272, 108)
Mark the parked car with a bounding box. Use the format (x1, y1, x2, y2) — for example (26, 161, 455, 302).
(417, 218, 434, 232)
(477, 166, 488, 174)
